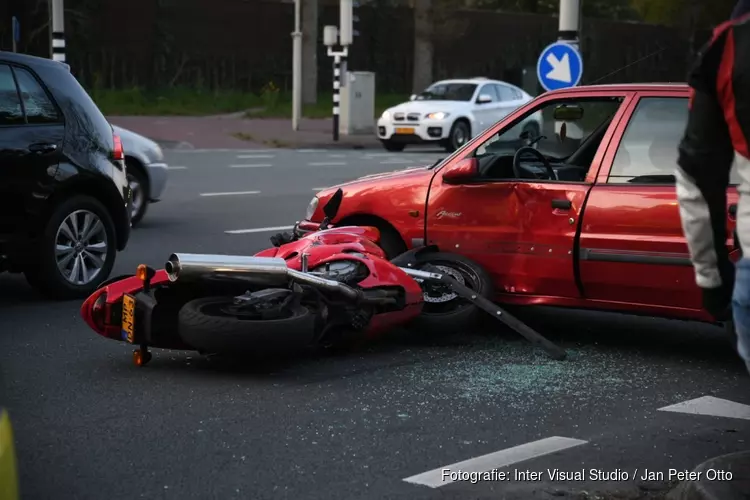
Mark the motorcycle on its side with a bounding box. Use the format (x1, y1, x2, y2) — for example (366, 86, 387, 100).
(81, 189, 566, 367)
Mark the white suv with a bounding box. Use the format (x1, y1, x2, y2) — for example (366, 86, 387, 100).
(377, 77, 541, 152)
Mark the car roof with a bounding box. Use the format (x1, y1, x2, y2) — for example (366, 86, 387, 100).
(0, 51, 71, 71)
(544, 82, 690, 94)
(431, 78, 511, 86)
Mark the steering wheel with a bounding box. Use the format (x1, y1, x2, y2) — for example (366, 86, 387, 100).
(513, 146, 557, 180)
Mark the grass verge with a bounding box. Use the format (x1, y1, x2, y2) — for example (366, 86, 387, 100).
(89, 87, 409, 118)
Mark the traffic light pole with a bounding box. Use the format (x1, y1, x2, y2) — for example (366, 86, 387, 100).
(49, 0, 66, 62)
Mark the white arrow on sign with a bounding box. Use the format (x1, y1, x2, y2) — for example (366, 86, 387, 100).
(545, 53, 572, 83)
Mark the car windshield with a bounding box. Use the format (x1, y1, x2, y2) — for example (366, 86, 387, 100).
(416, 83, 477, 101)
(474, 98, 622, 161)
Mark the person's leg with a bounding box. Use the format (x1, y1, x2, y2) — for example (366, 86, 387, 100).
(731, 257, 750, 374)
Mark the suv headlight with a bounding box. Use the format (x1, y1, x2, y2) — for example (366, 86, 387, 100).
(381, 110, 391, 120)
(306, 196, 319, 220)
(426, 112, 449, 120)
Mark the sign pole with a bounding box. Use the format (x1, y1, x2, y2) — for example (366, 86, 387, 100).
(558, 0, 580, 53)
(291, 0, 302, 131)
(12, 16, 19, 53)
(50, 0, 66, 62)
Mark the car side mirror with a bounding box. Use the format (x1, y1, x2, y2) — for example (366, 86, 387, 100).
(441, 158, 478, 184)
(476, 94, 492, 104)
(409, 94, 417, 101)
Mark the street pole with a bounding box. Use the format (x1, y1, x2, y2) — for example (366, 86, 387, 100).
(50, 0, 66, 62)
(291, 0, 302, 131)
(332, 53, 341, 141)
(558, 0, 580, 52)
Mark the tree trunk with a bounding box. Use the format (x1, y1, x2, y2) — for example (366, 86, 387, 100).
(412, 0, 434, 93)
(302, 0, 318, 105)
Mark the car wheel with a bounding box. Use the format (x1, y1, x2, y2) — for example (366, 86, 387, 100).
(408, 251, 494, 335)
(522, 122, 540, 137)
(126, 160, 149, 226)
(381, 140, 405, 152)
(24, 195, 117, 300)
(445, 120, 471, 152)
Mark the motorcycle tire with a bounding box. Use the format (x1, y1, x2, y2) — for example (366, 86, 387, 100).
(408, 252, 494, 335)
(177, 296, 316, 354)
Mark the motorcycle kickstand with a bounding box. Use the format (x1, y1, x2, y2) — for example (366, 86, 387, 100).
(407, 268, 567, 361)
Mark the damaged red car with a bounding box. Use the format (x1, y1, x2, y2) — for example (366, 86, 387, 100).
(297, 83, 740, 335)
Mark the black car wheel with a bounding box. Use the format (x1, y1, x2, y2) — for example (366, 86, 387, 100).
(445, 120, 471, 152)
(25, 195, 117, 300)
(126, 160, 149, 226)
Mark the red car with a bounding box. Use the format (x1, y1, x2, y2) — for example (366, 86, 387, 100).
(297, 83, 741, 332)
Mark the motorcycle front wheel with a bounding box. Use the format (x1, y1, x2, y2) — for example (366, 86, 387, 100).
(177, 296, 317, 355)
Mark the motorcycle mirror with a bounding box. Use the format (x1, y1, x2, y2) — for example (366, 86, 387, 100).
(323, 188, 344, 220)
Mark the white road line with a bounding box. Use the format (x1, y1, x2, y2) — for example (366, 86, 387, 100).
(308, 162, 347, 166)
(379, 159, 414, 164)
(225, 225, 294, 234)
(229, 164, 272, 168)
(297, 149, 328, 153)
(199, 190, 260, 197)
(236, 154, 274, 159)
(658, 396, 750, 421)
(402, 436, 588, 488)
(167, 166, 188, 170)
(312, 187, 328, 191)
(328, 154, 346, 158)
(363, 153, 399, 157)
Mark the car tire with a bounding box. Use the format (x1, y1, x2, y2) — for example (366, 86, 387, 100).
(126, 159, 149, 226)
(24, 195, 117, 300)
(374, 224, 407, 260)
(381, 140, 405, 152)
(407, 251, 494, 335)
(522, 121, 540, 137)
(177, 296, 317, 354)
(444, 120, 471, 152)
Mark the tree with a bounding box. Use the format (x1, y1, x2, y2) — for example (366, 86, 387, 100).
(302, 0, 319, 105)
(412, 0, 434, 92)
(631, 0, 738, 27)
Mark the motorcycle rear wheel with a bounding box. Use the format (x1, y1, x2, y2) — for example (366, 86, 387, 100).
(177, 296, 316, 355)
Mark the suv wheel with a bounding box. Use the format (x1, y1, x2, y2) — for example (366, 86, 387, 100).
(25, 195, 117, 300)
(444, 120, 470, 152)
(127, 160, 149, 226)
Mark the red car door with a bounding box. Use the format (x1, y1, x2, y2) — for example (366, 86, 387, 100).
(425, 90, 634, 300)
(577, 90, 740, 320)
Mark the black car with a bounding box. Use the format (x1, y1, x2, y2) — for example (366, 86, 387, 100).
(0, 52, 131, 299)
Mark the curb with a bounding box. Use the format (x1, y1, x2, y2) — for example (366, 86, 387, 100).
(666, 451, 750, 500)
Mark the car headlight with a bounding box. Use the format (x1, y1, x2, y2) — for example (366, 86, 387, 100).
(426, 112, 449, 120)
(306, 196, 319, 220)
(381, 110, 391, 120)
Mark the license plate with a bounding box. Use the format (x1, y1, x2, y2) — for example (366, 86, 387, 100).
(121, 294, 136, 343)
(395, 127, 415, 134)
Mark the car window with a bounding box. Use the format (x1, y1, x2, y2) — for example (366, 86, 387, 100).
(608, 97, 741, 184)
(0, 65, 24, 126)
(474, 97, 622, 160)
(478, 84, 497, 102)
(415, 83, 477, 101)
(13, 67, 60, 124)
(495, 84, 516, 101)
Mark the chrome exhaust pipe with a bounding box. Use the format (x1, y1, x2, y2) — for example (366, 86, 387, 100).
(165, 253, 360, 300)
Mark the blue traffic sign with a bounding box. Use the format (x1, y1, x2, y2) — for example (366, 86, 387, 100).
(536, 41, 583, 92)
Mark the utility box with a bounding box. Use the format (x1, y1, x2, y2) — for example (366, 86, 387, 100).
(339, 71, 375, 135)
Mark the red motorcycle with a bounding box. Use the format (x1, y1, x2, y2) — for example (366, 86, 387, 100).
(81, 189, 566, 366)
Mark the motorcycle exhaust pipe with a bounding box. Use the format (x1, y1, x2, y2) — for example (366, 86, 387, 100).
(165, 253, 360, 300)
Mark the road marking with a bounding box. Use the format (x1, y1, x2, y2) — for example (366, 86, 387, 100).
(329, 154, 346, 158)
(312, 187, 328, 191)
(229, 164, 272, 168)
(308, 162, 347, 166)
(236, 154, 274, 159)
(297, 149, 328, 153)
(380, 159, 414, 164)
(658, 396, 750, 421)
(174, 149, 275, 153)
(225, 225, 294, 234)
(199, 190, 261, 197)
(167, 166, 188, 170)
(402, 436, 588, 488)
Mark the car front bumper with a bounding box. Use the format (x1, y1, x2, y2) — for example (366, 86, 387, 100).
(146, 162, 169, 201)
(376, 118, 452, 143)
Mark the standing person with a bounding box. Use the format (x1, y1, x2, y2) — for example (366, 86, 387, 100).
(675, 1, 750, 373)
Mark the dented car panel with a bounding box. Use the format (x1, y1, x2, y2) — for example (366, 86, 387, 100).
(305, 83, 740, 325)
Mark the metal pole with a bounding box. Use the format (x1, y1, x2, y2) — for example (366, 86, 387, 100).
(11, 17, 17, 53)
(558, 0, 580, 52)
(332, 53, 341, 141)
(291, 0, 302, 131)
(50, 0, 66, 62)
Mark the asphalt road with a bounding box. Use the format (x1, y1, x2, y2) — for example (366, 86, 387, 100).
(1, 147, 749, 500)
